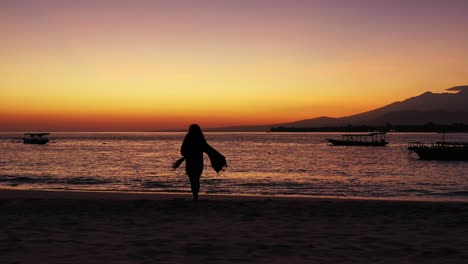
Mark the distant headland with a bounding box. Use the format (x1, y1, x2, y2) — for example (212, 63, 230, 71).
(207, 86, 468, 132)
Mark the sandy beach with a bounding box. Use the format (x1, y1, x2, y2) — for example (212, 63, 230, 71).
(1, 190, 468, 263)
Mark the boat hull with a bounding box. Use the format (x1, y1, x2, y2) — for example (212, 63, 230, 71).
(327, 139, 388, 146)
(408, 146, 468, 160)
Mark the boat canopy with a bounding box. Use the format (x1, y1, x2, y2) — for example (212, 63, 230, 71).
(24, 133, 50, 136)
(341, 132, 386, 137)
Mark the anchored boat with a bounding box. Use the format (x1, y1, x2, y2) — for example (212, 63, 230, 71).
(408, 141, 468, 160)
(23, 133, 50, 145)
(327, 132, 388, 146)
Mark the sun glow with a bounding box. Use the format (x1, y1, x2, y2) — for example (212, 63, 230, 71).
(1, 1, 468, 131)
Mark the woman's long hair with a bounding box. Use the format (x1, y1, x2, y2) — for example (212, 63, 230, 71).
(186, 124, 205, 142)
(184, 124, 207, 149)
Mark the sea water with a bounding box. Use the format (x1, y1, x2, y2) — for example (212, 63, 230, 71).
(1, 132, 468, 201)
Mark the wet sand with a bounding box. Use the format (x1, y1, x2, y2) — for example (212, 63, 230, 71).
(1, 189, 468, 263)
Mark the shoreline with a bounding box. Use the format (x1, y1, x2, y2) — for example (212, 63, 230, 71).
(1, 188, 468, 204)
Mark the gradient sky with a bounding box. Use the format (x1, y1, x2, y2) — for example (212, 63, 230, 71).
(1, 0, 468, 131)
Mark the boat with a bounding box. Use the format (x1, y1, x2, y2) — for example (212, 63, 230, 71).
(327, 132, 388, 146)
(23, 133, 50, 145)
(408, 141, 468, 160)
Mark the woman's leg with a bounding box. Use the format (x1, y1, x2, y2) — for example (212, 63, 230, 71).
(188, 174, 200, 200)
(186, 158, 203, 201)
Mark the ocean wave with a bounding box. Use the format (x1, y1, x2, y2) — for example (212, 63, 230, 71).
(65, 176, 115, 185)
(431, 191, 468, 197)
(140, 180, 172, 189)
(0, 176, 45, 184)
(400, 189, 434, 194)
(400, 189, 468, 197)
(0, 175, 115, 186)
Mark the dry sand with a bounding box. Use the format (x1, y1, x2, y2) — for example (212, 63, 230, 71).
(1, 189, 468, 264)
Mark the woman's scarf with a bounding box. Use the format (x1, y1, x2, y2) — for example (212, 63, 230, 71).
(204, 144, 227, 173)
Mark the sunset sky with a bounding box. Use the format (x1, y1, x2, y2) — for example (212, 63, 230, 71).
(1, 0, 468, 131)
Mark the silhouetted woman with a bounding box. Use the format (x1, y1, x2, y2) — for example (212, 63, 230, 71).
(173, 124, 226, 200)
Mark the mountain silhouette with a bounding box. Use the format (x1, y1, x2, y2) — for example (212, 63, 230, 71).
(207, 86, 468, 131)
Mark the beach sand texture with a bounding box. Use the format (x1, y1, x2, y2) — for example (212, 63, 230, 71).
(1, 190, 468, 263)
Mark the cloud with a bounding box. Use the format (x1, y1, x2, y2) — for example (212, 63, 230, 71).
(446, 85, 468, 93)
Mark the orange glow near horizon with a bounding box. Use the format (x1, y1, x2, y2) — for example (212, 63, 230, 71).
(1, 1, 468, 131)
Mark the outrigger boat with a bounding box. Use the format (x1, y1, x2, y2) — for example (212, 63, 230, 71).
(327, 132, 388, 146)
(23, 133, 50, 145)
(408, 141, 468, 160)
